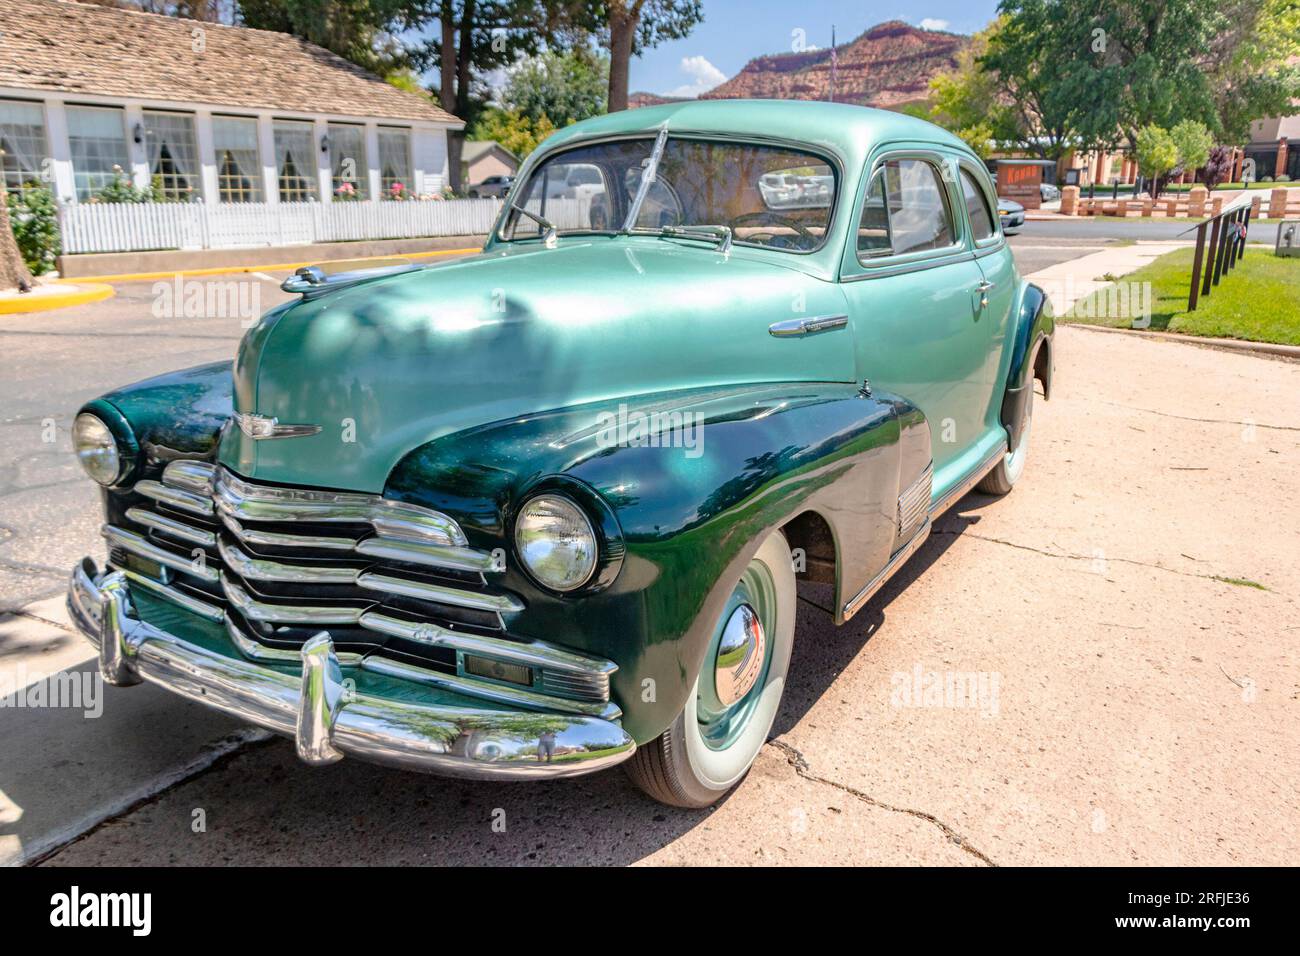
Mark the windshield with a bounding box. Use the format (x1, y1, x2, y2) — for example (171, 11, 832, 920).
(501, 137, 837, 253)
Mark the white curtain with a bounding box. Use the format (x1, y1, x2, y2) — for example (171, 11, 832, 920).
(0, 100, 47, 181)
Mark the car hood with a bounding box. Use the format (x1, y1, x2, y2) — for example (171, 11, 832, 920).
(220, 238, 856, 492)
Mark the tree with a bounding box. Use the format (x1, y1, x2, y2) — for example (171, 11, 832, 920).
(420, 1, 568, 191)
(1169, 119, 1213, 180)
(502, 49, 609, 126)
(1206, 0, 1300, 141)
(928, 18, 1023, 156)
(237, 0, 421, 75)
(596, 1, 702, 112)
(469, 106, 556, 157)
(1, 197, 35, 293)
(1135, 124, 1178, 195)
(1204, 145, 1236, 188)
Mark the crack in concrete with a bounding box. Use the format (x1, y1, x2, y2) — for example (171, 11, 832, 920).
(0, 558, 66, 580)
(932, 528, 1270, 589)
(766, 738, 998, 866)
(0, 606, 77, 634)
(1090, 398, 1300, 432)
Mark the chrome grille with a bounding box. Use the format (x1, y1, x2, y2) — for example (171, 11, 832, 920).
(107, 461, 617, 716)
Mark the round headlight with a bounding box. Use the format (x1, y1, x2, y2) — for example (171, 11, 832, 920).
(514, 494, 598, 592)
(72, 412, 122, 485)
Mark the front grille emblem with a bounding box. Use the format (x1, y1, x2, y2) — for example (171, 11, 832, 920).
(233, 412, 321, 440)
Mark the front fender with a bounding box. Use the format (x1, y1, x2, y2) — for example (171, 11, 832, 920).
(1002, 283, 1055, 452)
(79, 361, 233, 486)
(385, 382, 906, 743)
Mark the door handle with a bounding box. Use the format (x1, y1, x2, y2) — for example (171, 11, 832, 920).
(976, 280, 995, 309)
(768, 314, 848, 337)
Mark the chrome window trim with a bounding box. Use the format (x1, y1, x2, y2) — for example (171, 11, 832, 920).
(957, 159, 1004, 249)
(852, 149, 965, 270)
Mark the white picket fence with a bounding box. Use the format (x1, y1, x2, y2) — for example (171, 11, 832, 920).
(58, 199, 513, 254)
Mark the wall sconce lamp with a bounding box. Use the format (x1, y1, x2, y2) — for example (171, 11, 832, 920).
(320, 133, 331, 154)
(133, 123, 145, 145)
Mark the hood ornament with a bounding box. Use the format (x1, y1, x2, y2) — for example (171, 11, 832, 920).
(233, 412, 321, 440)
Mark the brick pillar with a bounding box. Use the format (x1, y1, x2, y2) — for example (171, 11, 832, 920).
(1270, 187, 1290, 218)
(1275, 139, 1288, 179)
(1250, 195, 1262, 219)
(1061, 185, 1079, 215)
(1188, 185, 1208, 217)
(1231, 148, 1243, 183)
(1094, 151, 1106, 183)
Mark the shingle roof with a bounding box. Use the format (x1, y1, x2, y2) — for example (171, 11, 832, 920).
(0, 0, 460, 126)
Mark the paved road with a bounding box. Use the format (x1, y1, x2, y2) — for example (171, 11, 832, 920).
(4, 242, 1297, 865)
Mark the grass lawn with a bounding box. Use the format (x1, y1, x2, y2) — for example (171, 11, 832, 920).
(1064, 247, 1300, 346)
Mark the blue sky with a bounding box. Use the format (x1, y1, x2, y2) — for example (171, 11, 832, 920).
(629, 1, 1001, 96)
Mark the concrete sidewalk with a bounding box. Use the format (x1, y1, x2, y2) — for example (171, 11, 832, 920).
(1024, 241, 1190, 314)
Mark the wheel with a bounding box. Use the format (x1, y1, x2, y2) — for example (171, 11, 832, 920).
(625, 529, 796, 807)
(978, 386, 1034, 495)
(468, 190, 480, 198)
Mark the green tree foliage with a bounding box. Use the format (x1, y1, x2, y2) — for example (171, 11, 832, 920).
(237, 0, 421, 75)
(984, 0, 1297, 156)
(6, 184, 61, 276)
(1169, 119, 1213, 177)
(501, 49, 609, 126)
(928, 18, 1022, 157)
(1135, 124, 1178, 193)
(594, 1, 703, 111)
(469, 106, 556, 158)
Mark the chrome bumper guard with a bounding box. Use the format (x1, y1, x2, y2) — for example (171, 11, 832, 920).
(67, 558, 636, 779)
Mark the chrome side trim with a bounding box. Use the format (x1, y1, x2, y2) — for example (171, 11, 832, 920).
(233, 413, 322, 441)
(768, 314, 848, 337)
(126, 507, 217, 548)
(67, 565, 635, 780)
(214, 468, 467, 547)
(842, 519, 932, 620)
(356, 571, 525, 614)
(135, 479, 214, 516)
(103, 524, 221, 584)
(221, 576, 365, 625)
(359, 611, 615, 681)
(930, 439, 1008, 518)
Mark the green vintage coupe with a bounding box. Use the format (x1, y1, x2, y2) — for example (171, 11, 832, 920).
(67, 101, 1053, 807)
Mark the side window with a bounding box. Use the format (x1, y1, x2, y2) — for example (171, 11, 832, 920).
(856, 158, 956, 259)
(960, 168, 996, 241)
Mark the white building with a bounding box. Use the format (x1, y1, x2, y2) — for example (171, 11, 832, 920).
(0, 0, 462, 206)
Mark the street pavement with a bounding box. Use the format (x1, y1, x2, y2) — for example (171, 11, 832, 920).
(3, 225, 1296, 865)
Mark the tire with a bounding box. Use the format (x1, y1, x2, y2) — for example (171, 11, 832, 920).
(978, 386, 1034, 495)
(625, 529, 796, 808)
(468, 191, 480, 199)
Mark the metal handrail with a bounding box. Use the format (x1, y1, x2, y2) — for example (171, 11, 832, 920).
(1181, 194, 1254, 312)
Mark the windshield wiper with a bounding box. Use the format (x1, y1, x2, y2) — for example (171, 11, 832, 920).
(657, 224, 733, 254)
(509, 202, 558, 248)
(622, 123, 670, 233)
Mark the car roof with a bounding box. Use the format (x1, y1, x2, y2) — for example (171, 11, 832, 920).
(536, 99, 974, 171)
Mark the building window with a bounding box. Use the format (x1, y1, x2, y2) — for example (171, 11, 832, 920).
(0, 100, 49, 195)
(66, 105, 129, 201)
(212, 116, 262, 203)
(142, 110, 199, 201)
(328, 123, 367, 200)
(378, 128, 412, 199)
(273, 120, 317, 202)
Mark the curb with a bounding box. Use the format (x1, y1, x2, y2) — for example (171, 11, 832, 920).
(0, 282, 115, 314)
(57, 246, 482, 284)
(1064, 321, 1300, 362)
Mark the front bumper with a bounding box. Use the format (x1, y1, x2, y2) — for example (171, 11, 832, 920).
(67, 558, 636, 779)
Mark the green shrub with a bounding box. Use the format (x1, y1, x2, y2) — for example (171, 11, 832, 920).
(93, 167, 152, 203)
(7, 183, 61, 276)
(1277, 175, 1292, 183)
(1261, 175, 1274, 183)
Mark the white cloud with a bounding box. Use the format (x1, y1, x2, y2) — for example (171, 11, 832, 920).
(667, 55, 728, 98)
(919, 18, 950, 30)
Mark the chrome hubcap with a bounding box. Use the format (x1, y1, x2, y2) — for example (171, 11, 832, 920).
(714, 603, 766, 707)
